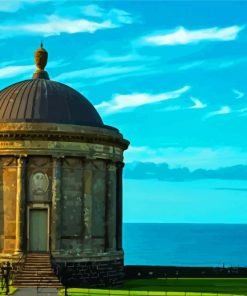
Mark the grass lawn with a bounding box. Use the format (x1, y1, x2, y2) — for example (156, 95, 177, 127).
(61, 278, 247, 296)
(0, 280, 18, 295)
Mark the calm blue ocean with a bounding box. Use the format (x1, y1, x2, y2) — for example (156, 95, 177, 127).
(123, 223, 247, 267)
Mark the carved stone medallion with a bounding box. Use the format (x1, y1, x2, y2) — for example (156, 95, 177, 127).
(30, 172, 49, 195)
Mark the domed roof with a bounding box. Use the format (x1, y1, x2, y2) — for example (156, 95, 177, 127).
(0, 79, 104, 127)
(0, 43, 107, 128)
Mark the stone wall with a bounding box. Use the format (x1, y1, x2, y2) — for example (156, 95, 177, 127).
(91, 160, 105, 252)
(55, 258, 124, 288)
(61, 157, 83, 252)
(0, 155, 123, 257)
(55, 158, 121, 256)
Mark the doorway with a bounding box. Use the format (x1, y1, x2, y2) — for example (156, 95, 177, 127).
(29, 209, 48, 251)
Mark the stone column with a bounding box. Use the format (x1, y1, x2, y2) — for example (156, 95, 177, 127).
(15, 156, 26, 253)
(51, 157, 62, 253)
(104, 161, 110, 251)
(82, 160, 93, 251)
(105, 161, 117, 251)
(116, 162, 124, 250)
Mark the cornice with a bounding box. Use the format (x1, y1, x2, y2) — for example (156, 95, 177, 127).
(0, 123, 129, 150)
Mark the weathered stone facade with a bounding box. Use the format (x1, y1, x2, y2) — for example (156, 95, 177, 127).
(55, 258, 124, 287)
(0, 122, 129, 286)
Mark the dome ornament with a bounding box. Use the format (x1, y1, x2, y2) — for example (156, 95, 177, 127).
(32, 42, 50, 80)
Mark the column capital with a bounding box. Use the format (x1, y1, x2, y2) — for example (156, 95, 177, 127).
(17, 155, 27, 164)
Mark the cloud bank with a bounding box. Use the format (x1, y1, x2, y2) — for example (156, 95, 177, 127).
(125, 162, 247, 182)
(125, 146, 247, 170)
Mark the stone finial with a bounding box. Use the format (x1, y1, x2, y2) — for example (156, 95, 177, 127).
(32, 42, 50, 80)
(35, 41, 48, 70)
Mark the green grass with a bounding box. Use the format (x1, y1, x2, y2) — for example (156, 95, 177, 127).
(0, 280, 17, 295)
(60, 278, 247, 296)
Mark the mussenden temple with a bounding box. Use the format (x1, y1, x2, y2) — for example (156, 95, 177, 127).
(0, 44, 129, 287)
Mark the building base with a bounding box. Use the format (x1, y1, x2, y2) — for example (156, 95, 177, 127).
(53, 259, 124, 288)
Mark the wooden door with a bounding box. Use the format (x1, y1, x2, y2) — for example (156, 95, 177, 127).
(29, 209, 48, 251)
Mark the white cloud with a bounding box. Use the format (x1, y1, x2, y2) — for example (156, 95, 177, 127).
(95, 86, 190, 112)
(125, 145, 247, 170)
(204, 106, 231, 119)
(0, 15, 115, 36)
(82, 4, 105, 18)
(179, 60, 205, 71)
(236, 107, 247, 117)
(0, 6, 133, 37)
(233, 88, 244, 99)
(55, 65, 147, 81)
(178, 56, 247, 72)
(0, 1, 21, 12)
(0, 65, 34, 79)
(0, 0, 50, 12)
(86, 50, 158, 64)
(162, 105, 181, 112)
(0, 59, 65, 80)
(107, 8, 133, 25)
(79, 5, 134, 24)
(143, 25, 244, 46)
(189, 96, 207, 109)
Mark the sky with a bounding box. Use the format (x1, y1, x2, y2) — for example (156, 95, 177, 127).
(0, 0, 247, 223)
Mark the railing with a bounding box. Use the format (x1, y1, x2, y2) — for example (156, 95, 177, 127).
(0, 261, 14, 295)
(50, 255, 70, 296)
(11, 251, 26, 281)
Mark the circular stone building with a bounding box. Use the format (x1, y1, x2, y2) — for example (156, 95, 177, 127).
(0, 45, 129, 287)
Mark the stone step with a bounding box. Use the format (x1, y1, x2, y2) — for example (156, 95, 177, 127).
(22, 269, 53, 273)
(25, 256, 50, 259)
(13, 283, 63, 288)
(23, 261, 51, 266)
(15, 273, 56, 278)
(22, 266, 52, 269)
(24, 263, 51, 266)
(14, 276, 60, 283)
(25, 255, 51, 258)
(26, 252, 50, 255)
(15, 271, 57, 276)
(15, 271, 56, 275)
(15, 275, 56, 280)
(26, 254, 50, 256)
(26, 258, 51, 262)
(14, 281, 61, 286)
(14, 280, 62, 283)
(24, 263, 52, 267)
(15, 285, 64, 290)
(13, 252, 63, 289)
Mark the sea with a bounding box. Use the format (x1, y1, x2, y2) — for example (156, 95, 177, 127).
(123, 223, 247, 267)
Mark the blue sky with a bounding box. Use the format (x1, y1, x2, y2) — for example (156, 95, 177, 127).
(0, 0, 247, 223)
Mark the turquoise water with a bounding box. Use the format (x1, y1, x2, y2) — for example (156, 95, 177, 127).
(123, 223, 247, 267)
(123, 179, 247, 223)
